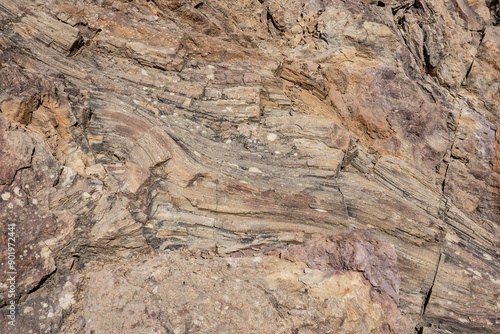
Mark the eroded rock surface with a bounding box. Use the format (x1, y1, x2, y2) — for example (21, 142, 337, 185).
(59, 232, 405, 334)
(0, 0, 498, 333)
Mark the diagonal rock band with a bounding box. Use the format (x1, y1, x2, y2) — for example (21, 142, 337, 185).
(0, 0, 498, 333)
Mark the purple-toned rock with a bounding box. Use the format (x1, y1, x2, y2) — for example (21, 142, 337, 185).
(282, 231, 401, 303)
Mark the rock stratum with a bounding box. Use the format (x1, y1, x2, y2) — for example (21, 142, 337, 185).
(0, 0, 499, 333)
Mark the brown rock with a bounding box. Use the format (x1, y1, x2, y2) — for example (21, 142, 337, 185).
(282, 231, 401, 304)
(0, 0, 498, 332)
(64, 232, 406, 334)
(0, 116, 34, 185)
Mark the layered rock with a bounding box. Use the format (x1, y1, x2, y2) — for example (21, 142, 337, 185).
(0, 0, 498, 333)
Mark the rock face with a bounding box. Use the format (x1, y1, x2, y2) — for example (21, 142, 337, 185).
(0, 0, 498, 333)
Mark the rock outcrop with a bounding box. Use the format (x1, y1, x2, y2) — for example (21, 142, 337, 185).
(0, 0, 498, 333)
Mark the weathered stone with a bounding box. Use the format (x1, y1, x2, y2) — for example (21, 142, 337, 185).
(61, 233, 407, 334)
(0, 95, 40, 125)
(465, 26, 500, 118)
(282, 231, 401, 303)
(0, 116, 34, 185)
(0, 0, 498, 332)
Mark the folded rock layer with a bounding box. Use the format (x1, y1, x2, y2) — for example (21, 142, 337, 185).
(0, 0, 498, 333)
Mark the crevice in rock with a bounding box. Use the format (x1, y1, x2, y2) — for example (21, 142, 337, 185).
(4, 141, 35, 186)
(70, 255, 80, 271)
(266, 10, 282, 34)
(440, 162, 450, 193)
(26, 268, 57, 296)
(421, 252, 442, 318)
(80, 106, 94, 131)
(68, 35, 85, 57)
(256, 285, 287, 319)
(439, 108, 462, 199)
(337, 185, 350, 217)
(463, 60, 475, 85)
(51, 17, 101, 57)
(392, 3, 430, 78)
(416, 81, 437, 103)
(462, 30, 486, 85)
(6, 163, 32, 186)
(422, 43, 436, 77)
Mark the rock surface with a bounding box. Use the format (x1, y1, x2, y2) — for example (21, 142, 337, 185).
(0, 0, 498, 333)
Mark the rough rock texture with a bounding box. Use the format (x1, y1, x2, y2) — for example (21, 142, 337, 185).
(0, 0, 498, 333)
(59, 232, 404, 334)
